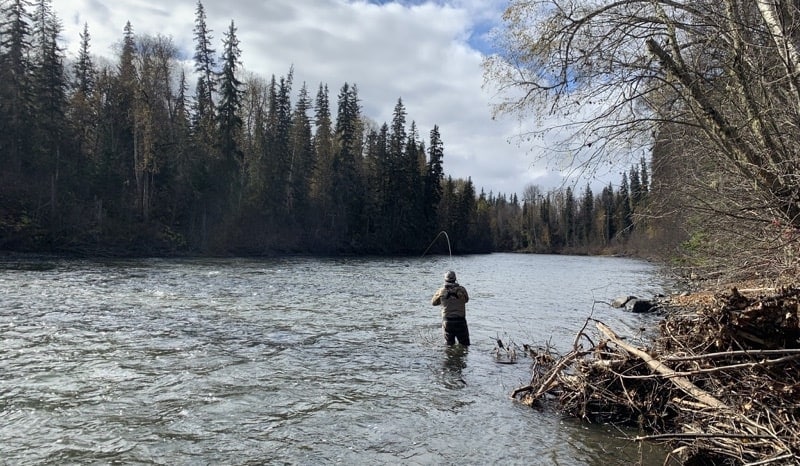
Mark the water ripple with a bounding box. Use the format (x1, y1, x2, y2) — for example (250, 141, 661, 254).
(0, 255, 671, 465)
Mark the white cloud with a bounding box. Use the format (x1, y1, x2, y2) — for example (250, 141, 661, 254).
(54, 0, 580, 198)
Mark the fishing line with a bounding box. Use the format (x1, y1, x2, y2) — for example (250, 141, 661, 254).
(421, 230, 452, 259)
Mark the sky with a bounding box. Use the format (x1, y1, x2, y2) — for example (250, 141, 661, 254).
(53, 0, 593, 199)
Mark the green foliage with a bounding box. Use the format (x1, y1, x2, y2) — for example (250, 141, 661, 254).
(682, 231, 707, 254)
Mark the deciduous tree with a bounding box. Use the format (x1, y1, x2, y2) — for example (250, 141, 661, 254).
(485, 0, 800, 277)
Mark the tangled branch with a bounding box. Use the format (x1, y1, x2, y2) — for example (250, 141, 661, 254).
(513, 287, 800, 464)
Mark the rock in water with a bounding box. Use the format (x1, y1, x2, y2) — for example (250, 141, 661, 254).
(625, 298, 655, 313)
(611, 295, 637, 308)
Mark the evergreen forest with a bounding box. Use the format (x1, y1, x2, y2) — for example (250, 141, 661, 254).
(0, 1, 648, 257)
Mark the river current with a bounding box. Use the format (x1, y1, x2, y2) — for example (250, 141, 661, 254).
(0, 253, 674, 465)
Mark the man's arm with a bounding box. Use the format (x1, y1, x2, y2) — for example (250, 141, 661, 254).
(432, 289, 442, 306)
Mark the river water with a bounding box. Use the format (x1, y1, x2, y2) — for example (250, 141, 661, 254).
(0, 253, 675, 465)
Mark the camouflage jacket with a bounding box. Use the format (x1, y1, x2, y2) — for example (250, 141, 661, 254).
(431, 283, 469, 319)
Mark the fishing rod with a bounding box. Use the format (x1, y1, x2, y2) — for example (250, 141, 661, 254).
(421, 231, 452, 258)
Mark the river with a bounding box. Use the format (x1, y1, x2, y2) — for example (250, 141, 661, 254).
(0, 253, 675, 465)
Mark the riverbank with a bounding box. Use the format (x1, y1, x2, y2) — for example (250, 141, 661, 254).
(512, 282, 800, 465)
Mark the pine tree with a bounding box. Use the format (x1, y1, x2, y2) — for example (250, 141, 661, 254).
(170, 69, 196, 226)
(629, 164, 642, 210)
(67, 22, 99, 183)
(471, 190, 494, 252)
(31, 0, 66, 123)
(640, 156, 649, 196)
(363, 123, 390, 250)
(0, 0, 33, 176)
(333, 82, 364, 244)
(579, 183, 594, 247)
(107, 21, 137, 215)
(562, 186, 576, 248)
(274, 72, 294, 217)
(310, 84, 335, 237)
(193, 0, 216, 108)
(397, 121, 424, 250)
(217, 21, 243, 177)
(389, 98, 407, 161)
(453, 178, 476, 253)
(539, 193, 554, 250)
(192, 0, 217, 151)
(601, 183, 615, 245)
(385, 98, 408, 245)
(424, 125, 444, 234)
(438, 176, 457, 247)
(74, 23, 95, 95)
(30, 0, 68, 216)
(257, 72, 293, 224)
(287, 82, 315, 226)
(616, 173, 632, 237)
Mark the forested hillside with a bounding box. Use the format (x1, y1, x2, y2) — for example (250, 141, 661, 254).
(0, 0, 645, 257)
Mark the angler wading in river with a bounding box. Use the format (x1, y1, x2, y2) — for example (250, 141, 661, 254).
(431, 270, 470, 346)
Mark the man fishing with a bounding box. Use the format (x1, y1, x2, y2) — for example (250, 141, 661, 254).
(431, 270, 470, 346)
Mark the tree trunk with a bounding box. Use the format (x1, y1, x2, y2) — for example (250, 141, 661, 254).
(756, 0, 800, 104)
(596, 322, 730, 410)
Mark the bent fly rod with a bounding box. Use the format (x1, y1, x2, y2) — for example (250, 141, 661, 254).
(421, 231, 452, 258)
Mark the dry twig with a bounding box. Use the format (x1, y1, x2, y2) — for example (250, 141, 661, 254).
(512, 286, 800, 464)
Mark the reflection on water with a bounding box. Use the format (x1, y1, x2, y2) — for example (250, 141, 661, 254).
(0, 254, 673, 465)
(440, 345, 468, 389)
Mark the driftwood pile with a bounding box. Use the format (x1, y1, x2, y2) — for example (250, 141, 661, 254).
(512, 287, 800, 465)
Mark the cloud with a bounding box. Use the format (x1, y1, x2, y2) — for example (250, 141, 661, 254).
(53, 0, 579, 198)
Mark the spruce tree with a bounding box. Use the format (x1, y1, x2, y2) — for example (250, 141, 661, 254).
(453, 178, 476, 253)
(385, 98, 408, 245)
(310, 84, 335, 240)
(601, 183, 615, 245)
(639, 156, 649, 200)
(74, 23, 95, 95)
(399, 121, 424, 251)
(580, 184, 594, 247)
(217, 19, 244, 199)
(68, 22, 98, 171)
(108, 22, 137, 215)
(629, 164, 642, 209)
(192, 0, 217, 152)
(0, 0, 33, 176)
(273, 72, 294, 218)
(424, 125, 444, 233)
(170, 69, 196, 228)
(389, 98, 406, 161)
(287, 82, 315, 227)
(363, 123, 390, 250)
(616, 172, 632, 237)
(562, 186, 576, 248)
(333, 82, 364, 244)
(30, 0, 68, 217)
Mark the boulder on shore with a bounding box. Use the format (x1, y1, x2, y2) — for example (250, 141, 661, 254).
(610, 295, 657, 313)
(625, 298, 656, 313)
(610, 295, 637, 308)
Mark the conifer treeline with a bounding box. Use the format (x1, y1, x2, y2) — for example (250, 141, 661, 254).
(485, 161, 650, 255)
(0, 1, 645, 256)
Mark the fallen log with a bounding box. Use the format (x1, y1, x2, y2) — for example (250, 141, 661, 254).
(665, 348, 800, 362)
(512, 286, 800, 464)
(596, 321, 730, 411)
